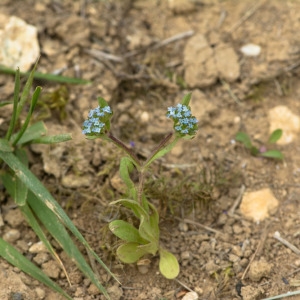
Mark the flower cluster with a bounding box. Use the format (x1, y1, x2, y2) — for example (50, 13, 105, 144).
(166, 103, 198, 136)
(82, 105, 112, 136)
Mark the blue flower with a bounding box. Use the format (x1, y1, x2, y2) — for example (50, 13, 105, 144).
(166, 103, 198, 136)
(82, 104, 113, 136)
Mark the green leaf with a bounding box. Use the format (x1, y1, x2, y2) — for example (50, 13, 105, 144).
(268, 129, 283, 143)
(32, 133, 72, 144)
(116, 242, 148, 263)
(12, 86, 42, 146)
(109, 220, 147, 244)
(144, 135, 179, 169)
(181, 92, 192, 106)
(15, 60, 39, 121)
(5, 67, 20, 140)
(0, 138, 13, 152)
(249, 146, 259, 156)
(260, 150, 284, 160)
(0, 151, 118, 291)
(137, 242, 158, 256)
(148, 202, 160, 241)
(26, 190, 110, 299)
(15, 149, 28, 206)
(0, 65, 91, 84)
(139, 215, 159, 246)
(159, 248, 180, 279)
(235, 132, 253, 149)
(0, 238, 72, 299)
(11, 121, 47, 145)
(0, 100, 13, 107)
(110, 199, 148, 220)
(119, 157, 137, 200)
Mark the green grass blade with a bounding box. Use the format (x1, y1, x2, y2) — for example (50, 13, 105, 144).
(0, 238, 72, 299)
(0, 65, 91, 84)
(5, 68, 20, 140)
(0, 151, 118, 284)
(26, 191, 110, 299)
(11, 121, 47, 145)
(15, 61, 38, 121)
(12, 87, 42, 146)
(15, 149, 29, 206)
(0, 100, 13, 107)
(0, 170, 71, 285)
(32, 133, 72, 144)
(0, 138, 13, 152)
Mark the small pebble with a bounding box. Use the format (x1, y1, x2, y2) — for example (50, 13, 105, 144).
(3, 229, 21, 243)
(182, 291, 199, 300)
(240, 44, 261, 57)
(178, 222, 188, 232)
(29, 241, 48, 253)
(181, 251, 191, 260)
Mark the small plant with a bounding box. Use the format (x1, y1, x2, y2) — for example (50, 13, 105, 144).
(82, 93, 198, 279)
(235, 129, 283, 160)
(0, 64, 115, 299)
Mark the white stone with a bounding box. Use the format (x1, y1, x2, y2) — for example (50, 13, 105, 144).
(0, 14, 40, 71)
(182, 291, 199, 300)
(240, 188, 279, 222)
(240, 44, 261, 57)
(268, 105, 300, 145)
(29, 241, 48, 254)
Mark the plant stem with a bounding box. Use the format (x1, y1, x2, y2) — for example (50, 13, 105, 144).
(107, 132, 141, 167)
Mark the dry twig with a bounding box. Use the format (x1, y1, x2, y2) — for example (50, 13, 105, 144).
(273, 231, 300, 255)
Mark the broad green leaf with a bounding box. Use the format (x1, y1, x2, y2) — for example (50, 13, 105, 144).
(0, 238, 72, 299)
(181, 92, 192, 106)
(0, 138, 13, 152)
(11, 121, 47, 145)
(137, 242, 158, 256)
(0, 65, 91, 84)
(159, 248, 180, 279)
(110, 199, 148, 220)
(260, 150, 284, 160)
(148, 202, 160, 241)
(116, 242, 148, 263)
(0, 151, 118, 287)
(139, 215, 158, 245)
(268, 129, 283, 143)
(5, 67, 20, 140)
(235, 132, 253, 149)
(119, 157, 137, 200)
(32, 133, 72, 144)
(109, 220, 147, 244)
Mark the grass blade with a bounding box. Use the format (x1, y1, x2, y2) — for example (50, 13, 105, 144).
(12, 86, 42, 146)
(0, 151, 118, 287)
(5, 68, 20, 140)
(0, 65, 91, 84)
(0, 238, 72, 299)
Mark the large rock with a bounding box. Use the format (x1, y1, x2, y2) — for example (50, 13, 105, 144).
(184, 34, 217, 88)
(184, 34, 240, 88)
(0, 14, 40, 71)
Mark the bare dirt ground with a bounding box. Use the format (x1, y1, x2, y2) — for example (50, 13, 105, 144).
(1, 0, 300, 299)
